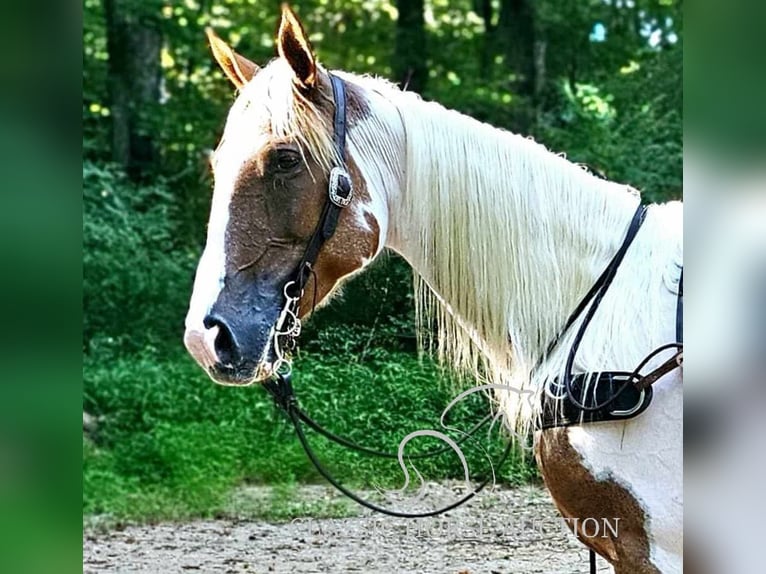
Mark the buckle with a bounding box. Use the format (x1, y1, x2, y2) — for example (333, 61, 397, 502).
(610, 378, 646, 417)
(328, 167, 353, 207)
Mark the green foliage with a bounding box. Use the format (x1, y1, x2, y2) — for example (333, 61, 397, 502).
(83, 161, 195, 354)
(301, 254, 417, 355)
(83, 348, 535, 522)
(539, 47, 682, 202)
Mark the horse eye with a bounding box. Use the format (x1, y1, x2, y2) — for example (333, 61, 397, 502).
(275, 149, 300, 172)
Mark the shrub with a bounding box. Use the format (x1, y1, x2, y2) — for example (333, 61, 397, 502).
(83, 347, 536, 522)
(83, 161, 195, 355)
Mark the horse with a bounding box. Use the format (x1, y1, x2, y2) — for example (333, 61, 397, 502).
(184, 7, 683, 573)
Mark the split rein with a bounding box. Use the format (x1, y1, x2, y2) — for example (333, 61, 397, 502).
(264, 373, 512, 519)
(261, 74, 512, 518)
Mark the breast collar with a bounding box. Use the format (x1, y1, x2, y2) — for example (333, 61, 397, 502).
(539, 206, 683, 429)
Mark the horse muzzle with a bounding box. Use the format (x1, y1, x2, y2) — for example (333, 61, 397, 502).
(184, 276, 284, 385)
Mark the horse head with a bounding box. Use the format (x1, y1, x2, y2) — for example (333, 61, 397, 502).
(184, 7, 397, 385)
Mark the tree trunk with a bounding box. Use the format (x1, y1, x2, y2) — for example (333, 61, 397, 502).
(104, 0, 162, 180)
(533, 38, 546, 125)
(497, 0, 536, 97)
(476, 0, 495, 79)
(496, 0, 544, 132)
(394, 0, 427, 94)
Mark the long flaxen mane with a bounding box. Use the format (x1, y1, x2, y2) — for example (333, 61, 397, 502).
(249, 61, 679, 437)
(390, 86, 655, 436)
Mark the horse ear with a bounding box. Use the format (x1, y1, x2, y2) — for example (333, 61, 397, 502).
(277, 5, 317, 90)
(206, 28, 259, 89)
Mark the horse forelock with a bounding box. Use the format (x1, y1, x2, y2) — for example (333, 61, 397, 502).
(215, 58, 340, 180)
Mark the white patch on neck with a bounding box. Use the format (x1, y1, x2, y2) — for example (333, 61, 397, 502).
(337, 71, 406, 259)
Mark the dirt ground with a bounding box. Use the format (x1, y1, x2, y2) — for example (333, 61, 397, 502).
(84, 483, 610, 574)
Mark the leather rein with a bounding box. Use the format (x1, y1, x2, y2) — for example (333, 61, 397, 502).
(264, 74, 511, 518)
(539, 205, 684, 429)
(261, 73, 683, 527)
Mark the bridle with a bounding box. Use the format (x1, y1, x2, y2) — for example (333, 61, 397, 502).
(267, 74, 354, 380)
(259, 72, 683, 568)
(264, 73, 512, 518)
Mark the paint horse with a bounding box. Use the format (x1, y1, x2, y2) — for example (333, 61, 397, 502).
(184, 8, 683, 573)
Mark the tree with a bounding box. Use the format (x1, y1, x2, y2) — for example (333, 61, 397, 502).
(393, 0, 427, 93)
(497, 0, 537, 98)
(104, 0, 162, 179)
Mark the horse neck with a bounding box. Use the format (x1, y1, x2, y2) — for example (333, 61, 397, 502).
(382, 96, 640, 374)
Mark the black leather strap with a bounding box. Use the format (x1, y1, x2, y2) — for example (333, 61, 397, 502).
(265, 373, 513, 518)
(288, 74, 352, 297)
(330, 74, 347, 162)
(558, 204, 647, 413)
(540, 373, 653, 429)
(539, 205, 647, 365)
(539, 204, 651, 429)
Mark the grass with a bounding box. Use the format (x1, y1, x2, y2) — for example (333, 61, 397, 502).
(83, 346, 538, 525)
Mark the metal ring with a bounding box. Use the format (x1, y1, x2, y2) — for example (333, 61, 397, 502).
(283, 280, 302, 301)
(544, 379, 568, 400)
(274, 359, 292, 378)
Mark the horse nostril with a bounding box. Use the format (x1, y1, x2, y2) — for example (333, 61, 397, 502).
(203, 314, 239, 366)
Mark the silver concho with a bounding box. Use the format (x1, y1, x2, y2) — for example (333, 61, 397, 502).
(328, 166, 353, 207)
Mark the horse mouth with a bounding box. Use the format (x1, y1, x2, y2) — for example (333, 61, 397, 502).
(185, 326, 279, 386)
(205, 361, 275, 386)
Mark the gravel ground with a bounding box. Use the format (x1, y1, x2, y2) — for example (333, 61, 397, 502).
(84, 484, 609, 573)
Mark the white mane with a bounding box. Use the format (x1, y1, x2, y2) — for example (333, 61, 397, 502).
(340, 73, 682, 436)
